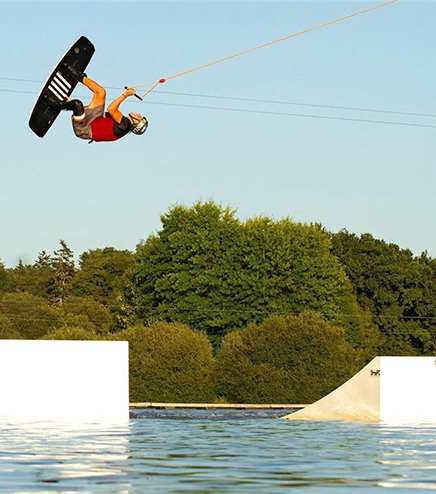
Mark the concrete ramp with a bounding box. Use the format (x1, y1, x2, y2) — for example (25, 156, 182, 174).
(284, 357, 436, 424)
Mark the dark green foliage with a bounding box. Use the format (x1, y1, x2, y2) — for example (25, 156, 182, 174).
(2, 204, 436, 404)
(0, 314, 20, 339)
(72, 248, 134, 308)
(5, 261, 51, 298)
(52, 240, 76, 305)
(121, 202, 355, 346)
(33, 250, 55, 298)
(120, 202, 242, 339)
(331, 231, 436, 355)
(60, 296, 111, 335)
(214, 312, 358, 404)
(4, 250, 57, 301)
(334, 278, 381, 363)
(115, 321, 216, 403)
(0, 259, 9, 295)
(35, 251, 52, 269)
(0, 292, 62, 339)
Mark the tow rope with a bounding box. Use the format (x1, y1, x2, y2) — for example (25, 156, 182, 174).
(130, 0, 398, 100)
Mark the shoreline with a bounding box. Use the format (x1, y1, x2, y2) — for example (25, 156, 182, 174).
(130, 403, 308, 410)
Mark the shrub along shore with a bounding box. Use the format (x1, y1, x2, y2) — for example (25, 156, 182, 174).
(1, 201, 435, 403)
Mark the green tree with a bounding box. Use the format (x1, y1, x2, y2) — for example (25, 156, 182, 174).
(61, 296, 112, 335)
(214, 312, 358, 404)
(52, 240, 76, 305)
(0, 292, 62, 339)
(335, 278, 381, 362)
(33, 250, 55, 298)
(331, 230, 436, 355)
(120, 202, 242, 339)
(35, 250, 52, 269)
(72, 247, 134, 320)
(115, 321, 216, 403)
(0, 258, 8, 295)
(5, 253, 54, 299)
(121, 202, 358, 346)
(6, 261, 38, 294)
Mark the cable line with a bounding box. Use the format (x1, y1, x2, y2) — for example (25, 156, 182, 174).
(143, 100, 436, 129)
(2, 88, 435, 129)
(1, 300, 436, 321)
(4, 77, 436, 119)
(2, 314, 436, 325)
(155, 91, 436, 120)
(0, 77, 42, 84)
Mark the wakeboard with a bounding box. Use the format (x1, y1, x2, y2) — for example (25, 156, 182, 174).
(29, 36, 95, 138)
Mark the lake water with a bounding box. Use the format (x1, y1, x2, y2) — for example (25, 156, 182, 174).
(1, 409, 436, 493)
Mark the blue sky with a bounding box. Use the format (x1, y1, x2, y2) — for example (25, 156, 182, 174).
(1, 1, 435, 267)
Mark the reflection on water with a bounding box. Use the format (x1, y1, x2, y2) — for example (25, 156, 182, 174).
(1, 410, 436, 492)
(0, 420, 131, 493)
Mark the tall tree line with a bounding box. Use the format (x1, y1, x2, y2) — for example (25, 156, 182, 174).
(0, 201, 435, 358)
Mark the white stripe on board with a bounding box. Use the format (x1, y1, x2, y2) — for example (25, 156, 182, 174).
(55, 72, 72, 88)
(49, 82, 66, 99)
(53, 75, 70, 93)
(51, 80, 68, 98)
(48, 85, 64, 101)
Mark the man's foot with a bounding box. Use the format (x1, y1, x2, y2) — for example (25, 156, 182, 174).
(62, 98, 85, 118)
(62, 63, 86, 83)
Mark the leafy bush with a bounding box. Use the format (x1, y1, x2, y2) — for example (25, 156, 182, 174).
(0, 314, 20, 339)
(61, 296, 112, 335)
(215, 312, 358, 404)
(0, 292, 62, 339)
(42, 326, 102, 341)
(115, 321, 216, 403)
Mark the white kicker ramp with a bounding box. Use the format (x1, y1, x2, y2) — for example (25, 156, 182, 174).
(0, 340, 129, 422)
(284, 357, 436, 424)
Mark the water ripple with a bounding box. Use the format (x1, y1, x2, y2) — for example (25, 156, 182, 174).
(1, 411, 436, 492)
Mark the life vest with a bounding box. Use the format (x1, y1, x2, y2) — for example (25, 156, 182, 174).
(90, 115, 120, 142)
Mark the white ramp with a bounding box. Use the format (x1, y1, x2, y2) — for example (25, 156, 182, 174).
(0, 340, 129, 422)
(284, 357, 436, 424)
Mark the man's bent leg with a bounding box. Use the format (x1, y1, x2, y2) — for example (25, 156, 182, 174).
(83, 76, 106, 109)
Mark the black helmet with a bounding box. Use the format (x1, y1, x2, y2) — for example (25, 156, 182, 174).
(130, 115, 148, 135)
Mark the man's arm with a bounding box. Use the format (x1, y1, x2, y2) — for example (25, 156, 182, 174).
(107, 88, 136, 123)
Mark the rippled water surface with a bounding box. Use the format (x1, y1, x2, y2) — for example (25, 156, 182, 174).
(1, 409, 436, 493)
